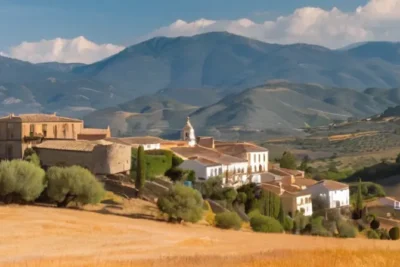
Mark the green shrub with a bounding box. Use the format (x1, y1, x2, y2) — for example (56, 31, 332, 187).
(337, 220, 357, 238)
(24, 152, 41, 167)
(248, 209, 261, 219)
(389, 226, 400, 240)
(283, 216, 294, 232)
(236, 192, 247, 204)
(157, 184, 203, 223)
(131, 149, 179, 179)
(250, 214, 283, 233)
(215, 211, 242, 230)
(370, 219, 380, 230)
(365, 229, 380, 239)
(165, 167, 186, 182)
(0, 160, 46, 202)
(377, 228, 390, 240)
(310, 216, 331, 237)
(46, 166, 105, 207)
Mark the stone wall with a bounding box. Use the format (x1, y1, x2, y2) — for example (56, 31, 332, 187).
(36, 143, 131, 175)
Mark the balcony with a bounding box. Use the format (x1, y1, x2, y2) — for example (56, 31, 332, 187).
(23, 133, 44, 143)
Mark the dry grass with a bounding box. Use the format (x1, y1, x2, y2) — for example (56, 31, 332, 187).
(2, 250, 400, 267)
(2, 205, 400, 267)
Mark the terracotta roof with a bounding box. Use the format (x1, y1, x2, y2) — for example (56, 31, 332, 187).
(35, 140, 114, 152)
(106, 136, 163, 145)
(262, 182, 312, 198)
(80, 128, 109, 135)
(310, 180, 349, 191)
(215, 142, 268, 158)
(294, 178, 318, 187)
(279, 168, 305, 177)
(171, 145, 247, 165)
(188, 156, 220, 167)
(269, 168, 292, 178)
(0, 113, 82, 123)
(261, 183, 282, 195)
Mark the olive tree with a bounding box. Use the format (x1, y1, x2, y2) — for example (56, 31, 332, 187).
(0, 160, 46, 203)
(157, 183, 203, 223)
(46, 166, 105, 207)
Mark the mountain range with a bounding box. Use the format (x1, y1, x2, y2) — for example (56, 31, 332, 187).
(3, 32, 400, 138)
(83, 81, 400, 140)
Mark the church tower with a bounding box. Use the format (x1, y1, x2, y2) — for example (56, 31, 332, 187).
(181, 116, 196, 147)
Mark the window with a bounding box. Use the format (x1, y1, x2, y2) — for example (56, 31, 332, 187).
(63, 124, 68, 138)
(258, 154, 261, 161)
(72, 124, 75, 137)
(29, 124, 35, 136)
(42, 124, 47, 137)
(53, 125, 58, 138)
(263, 154, 266, 161)
(7, 123, 14, 139)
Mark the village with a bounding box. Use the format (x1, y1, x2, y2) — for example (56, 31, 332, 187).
(1, 112, 400, 246)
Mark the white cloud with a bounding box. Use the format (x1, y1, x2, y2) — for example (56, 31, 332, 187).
(141, 0, 400, 49)
(2, 36, 125, 64)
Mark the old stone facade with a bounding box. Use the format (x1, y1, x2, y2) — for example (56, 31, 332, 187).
(0, 113, 109, 160)
(35, 140, 131, 175)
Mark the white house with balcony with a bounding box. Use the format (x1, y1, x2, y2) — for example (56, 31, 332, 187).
(215, 142, 269, 173)
(303, 180, 350, 209)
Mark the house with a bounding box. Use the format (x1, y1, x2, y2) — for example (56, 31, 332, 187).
(35, 139, 131, 175)
(172, 145, 251, 185)
(215, 141, 269, 173)
(0, 113, 110, 159)
(261, 183, 313, 216)
(77, 127, 111, 141)
(106, 136, 163, 150)
(303, 180, 350, 209)
(179, 157, 223, 181)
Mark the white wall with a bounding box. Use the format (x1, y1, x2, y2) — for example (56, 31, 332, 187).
(142, 143, 161, 151)
(179, 160, 223, 181)
(296, 195, 313, 216)
(328, 189, 350, 208)
(248, 151, 268, 172)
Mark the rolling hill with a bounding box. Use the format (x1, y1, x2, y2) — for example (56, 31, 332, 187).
(83, 95, 198, 137)
(83, 82, 400, 140)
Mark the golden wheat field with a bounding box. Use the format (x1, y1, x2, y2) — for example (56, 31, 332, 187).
(1, 205, 400, 267)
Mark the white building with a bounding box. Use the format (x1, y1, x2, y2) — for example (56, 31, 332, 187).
(106, 136, 162, 151)
(179, 157, 223, 181)
(181, 117, 196, 147)
(304, 180, 350, 209)
(215, 142, 269, 173)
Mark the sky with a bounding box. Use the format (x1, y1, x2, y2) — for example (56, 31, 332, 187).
(1, 0, 400, 64)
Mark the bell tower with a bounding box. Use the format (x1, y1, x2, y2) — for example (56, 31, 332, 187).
(181, 117, 196, 147)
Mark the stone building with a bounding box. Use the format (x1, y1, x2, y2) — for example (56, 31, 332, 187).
(35, 140, 131, 175)
(0, 113, 110, 160)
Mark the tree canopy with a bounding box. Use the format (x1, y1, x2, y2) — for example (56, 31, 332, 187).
(46, 166, 105, 207)
(157, 183, 203, 223)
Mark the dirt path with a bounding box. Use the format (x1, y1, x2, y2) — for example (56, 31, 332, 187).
(1, 205, 400, 265)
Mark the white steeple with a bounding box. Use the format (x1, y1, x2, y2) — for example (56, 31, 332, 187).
(181, 116, 196, 147)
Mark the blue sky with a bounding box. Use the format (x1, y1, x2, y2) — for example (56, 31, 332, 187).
(0, 0, 368, 49)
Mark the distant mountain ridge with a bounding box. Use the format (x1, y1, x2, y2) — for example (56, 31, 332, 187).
(84, 82, 400, 140)
(3, 32, 400, 128)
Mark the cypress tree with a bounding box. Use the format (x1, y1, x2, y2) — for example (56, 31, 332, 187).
(135, 145, 146, 195)
(278, 199, 285, 224)
(354, 178, 364, 219)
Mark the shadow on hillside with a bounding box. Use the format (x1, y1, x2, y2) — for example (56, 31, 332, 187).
(94, 206, 166, 222)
